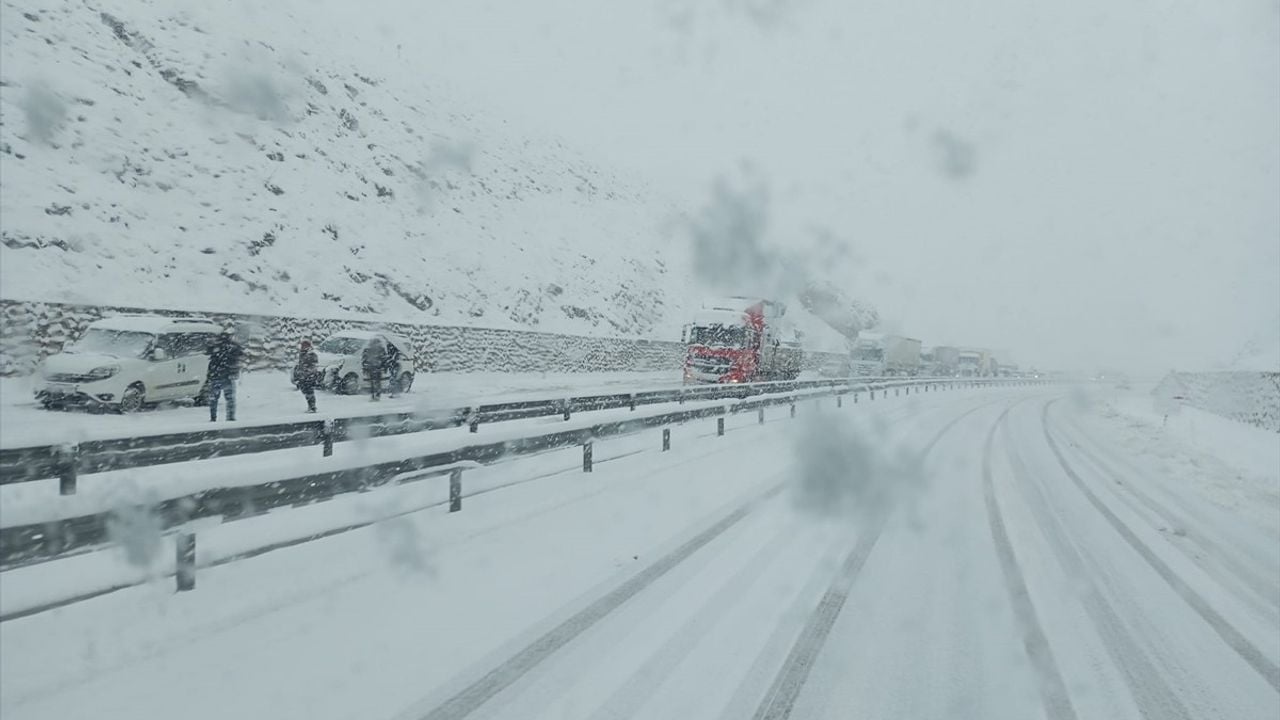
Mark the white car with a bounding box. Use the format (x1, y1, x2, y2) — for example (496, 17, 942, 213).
(314, 331, 416, 395)
(34, 316, 223, 412)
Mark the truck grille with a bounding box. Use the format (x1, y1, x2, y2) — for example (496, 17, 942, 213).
(690, 356, 732, 375)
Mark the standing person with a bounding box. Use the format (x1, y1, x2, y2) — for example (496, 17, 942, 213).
(383, 339, 402, 397)
(206, 327, 244, 421)
(361, 337, 387, 402)
(293, 339, 320, 413)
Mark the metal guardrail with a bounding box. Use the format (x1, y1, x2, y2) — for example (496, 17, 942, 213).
(0, 376, 925, 490)
(0, 378, 1039, 569)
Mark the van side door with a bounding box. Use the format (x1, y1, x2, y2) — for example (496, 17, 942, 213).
(174, 332, 217, 399)
(148, 333, 186, 400)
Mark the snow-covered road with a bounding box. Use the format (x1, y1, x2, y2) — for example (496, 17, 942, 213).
(2, 387, 1276, 720)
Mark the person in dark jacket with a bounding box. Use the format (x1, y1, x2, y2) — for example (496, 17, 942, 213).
(383, 340, 402, 397)
(361, 337, 387, 401)
(293, 339, 320, 413)
(206, 328, 244, 421)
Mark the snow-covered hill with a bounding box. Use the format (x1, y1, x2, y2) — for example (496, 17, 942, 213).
(0, 0, 871, 356)
(0, 0, 700, 338)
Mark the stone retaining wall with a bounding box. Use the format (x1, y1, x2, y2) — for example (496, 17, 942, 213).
(0, 300, 845, 378)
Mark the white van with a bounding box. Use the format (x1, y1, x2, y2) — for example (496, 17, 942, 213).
(34, 316, 223, 412)
(314, 330, 416, 395)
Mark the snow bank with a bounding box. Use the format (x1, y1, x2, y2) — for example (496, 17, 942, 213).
(1152, 371, 1280, 433)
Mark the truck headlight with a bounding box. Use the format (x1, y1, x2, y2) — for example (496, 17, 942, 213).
(88, 365, 120, 380)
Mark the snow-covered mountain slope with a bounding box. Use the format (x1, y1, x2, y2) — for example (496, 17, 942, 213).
(0, 0, 696, 338)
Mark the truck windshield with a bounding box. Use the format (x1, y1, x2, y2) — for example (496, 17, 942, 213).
(69, 329, 156, 358)
(689, 325, 747, 348)
(853, 348, 884, 362)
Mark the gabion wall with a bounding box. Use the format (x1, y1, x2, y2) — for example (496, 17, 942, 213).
(0, 299, 847, 378)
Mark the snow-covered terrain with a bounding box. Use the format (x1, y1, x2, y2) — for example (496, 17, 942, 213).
(0, 0, 868, 367)
(1, 385, 1275, 719)
(0, 0, 694, 336)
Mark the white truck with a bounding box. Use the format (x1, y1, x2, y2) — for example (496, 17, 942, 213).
(849, 332, 922, 376)
(957, 348, 999, 377)
(930, 346, 960, 376)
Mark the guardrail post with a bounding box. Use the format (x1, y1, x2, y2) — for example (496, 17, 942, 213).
(836, 394, 843, 408)
(583, 442, 593, 472)
(56, 444, 78, 496)
(869, 390, 875, 400)
(662, 428, 671, 451)
(717, 417, 725, 436)
(449, 469, 462, 512)
(176, 532, 196, 592)
(895, 387, 900, 397)
(790, 403, 796, 418)
(321, 420, 334, 457)
(629, 394, 636, 411)
(563, 401, 571, 422)
(467, 409, 479, 434)
(854, 392, 859, 403)
(757, 407, 765, 424)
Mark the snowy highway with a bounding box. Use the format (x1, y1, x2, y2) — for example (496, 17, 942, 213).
(1, 385, 1275, 720)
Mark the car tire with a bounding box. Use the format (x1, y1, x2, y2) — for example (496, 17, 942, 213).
(397, 371, 414, 394)
(340, 372, 360, 395)
(119, 384, 145, 413)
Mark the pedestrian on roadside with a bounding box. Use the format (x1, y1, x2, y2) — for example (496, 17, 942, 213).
(383, 339, 402, 397)
(362, 337, 387, 402)
(206, 326, 244, 421)
(293, 339, 320, 413)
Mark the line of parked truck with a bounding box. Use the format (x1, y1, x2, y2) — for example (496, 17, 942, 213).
(680, 296, 1026, 384)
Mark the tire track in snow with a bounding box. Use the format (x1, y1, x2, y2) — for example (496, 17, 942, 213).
(583, 519, 796, 720)
(1054, 418, 1280, 622)
(1042, 401, 1280, 694)
(411, 483, 782, 720)
(983, 405, 1080, 720)
(1002, 409, 1193, 720)
(748, 399, 1000, 720)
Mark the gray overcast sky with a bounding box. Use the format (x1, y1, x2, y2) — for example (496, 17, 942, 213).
(298, 0, 1278, 372)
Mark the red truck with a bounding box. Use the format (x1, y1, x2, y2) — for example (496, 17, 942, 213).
(682, 298, 804, 384)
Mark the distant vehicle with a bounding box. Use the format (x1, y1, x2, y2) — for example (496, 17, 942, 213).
(849, 332, 922, 376)
(816, 351, 853, 378)
(931, 346, 961, 376)
(957, 348, 994, 377)
(315, 330, 416, 394)
(986, 356, 1001, 377)
(683, 298, 803, 384)
(34, 316, 222, 412)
